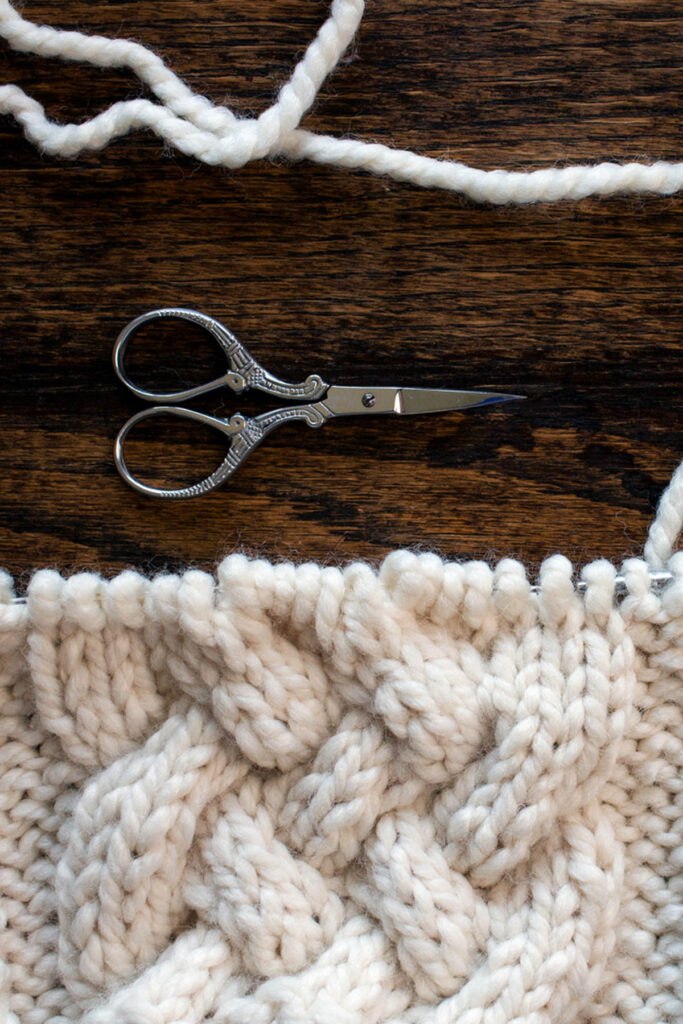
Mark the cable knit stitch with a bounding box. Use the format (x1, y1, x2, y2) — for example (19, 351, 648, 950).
(1, 460, 682, 1024)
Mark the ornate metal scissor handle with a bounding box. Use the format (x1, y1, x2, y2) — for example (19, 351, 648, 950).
(113, 307, 327, 403)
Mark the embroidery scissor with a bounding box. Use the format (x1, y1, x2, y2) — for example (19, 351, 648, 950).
(113, 308, 525, 499)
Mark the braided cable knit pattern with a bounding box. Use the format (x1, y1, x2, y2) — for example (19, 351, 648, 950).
(0, 541, 681, 1024)
(1, 0, 682, 204)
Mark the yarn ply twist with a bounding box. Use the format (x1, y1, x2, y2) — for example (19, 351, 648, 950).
(1, 0, 682, 203)
(1, 462, 682, 1023)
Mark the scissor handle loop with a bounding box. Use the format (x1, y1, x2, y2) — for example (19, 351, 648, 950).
(113, 307, 328, 403)
(114, 405, 245, 499)
(114, 402, 330, 499)
(113, 308, 247, 403)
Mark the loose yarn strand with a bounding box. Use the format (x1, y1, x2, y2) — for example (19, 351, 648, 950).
(644, 460, 683, 570)
(1, 0, 683, 203)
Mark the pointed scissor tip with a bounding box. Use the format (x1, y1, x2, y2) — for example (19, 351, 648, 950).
(391, 387, 527, 416)
(474, 392, 526, 407)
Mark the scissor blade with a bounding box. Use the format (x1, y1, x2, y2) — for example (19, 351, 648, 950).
(320, 385, 524, 418)
(397, 387, 524, 415)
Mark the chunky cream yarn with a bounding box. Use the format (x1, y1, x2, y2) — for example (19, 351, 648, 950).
(1, 462, 682, 1024)
(1, 0, 683, 204)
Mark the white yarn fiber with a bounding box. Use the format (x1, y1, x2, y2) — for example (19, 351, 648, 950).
(1, 0, 682, 204)
(1, 463, 682, 1023)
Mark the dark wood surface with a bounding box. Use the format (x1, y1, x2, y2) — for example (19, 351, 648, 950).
(1, 0, 681, 585)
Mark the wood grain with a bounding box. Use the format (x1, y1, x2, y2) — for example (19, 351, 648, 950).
(1, 0, 681, 584)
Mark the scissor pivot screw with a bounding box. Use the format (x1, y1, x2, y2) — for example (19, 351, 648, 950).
(362, 392, 376, 408)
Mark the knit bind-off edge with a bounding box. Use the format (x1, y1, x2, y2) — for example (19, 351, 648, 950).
(3, 547, 683, 627)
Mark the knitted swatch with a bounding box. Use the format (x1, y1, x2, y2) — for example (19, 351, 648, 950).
(1, 463, 682, 1023)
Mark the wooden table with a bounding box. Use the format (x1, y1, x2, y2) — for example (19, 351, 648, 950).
(1, 0, 681, 585)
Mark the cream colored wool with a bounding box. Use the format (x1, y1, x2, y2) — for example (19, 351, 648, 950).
(1, 0, 683, 204)
(1, 464, 682, 1024)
